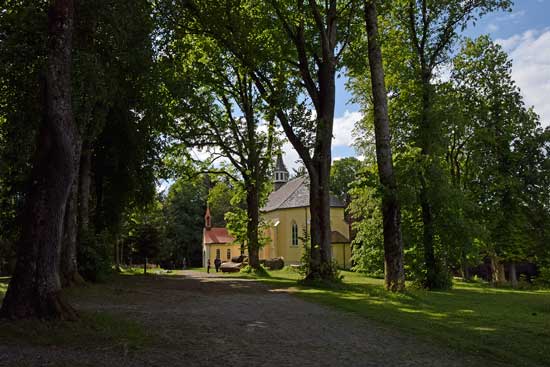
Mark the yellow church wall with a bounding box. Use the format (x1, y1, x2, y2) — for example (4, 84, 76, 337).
(331, 243, 352, 269)
(263, 206, 350, 267)
(206, 243, 243, 265)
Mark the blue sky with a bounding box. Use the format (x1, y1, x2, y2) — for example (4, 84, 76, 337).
(283, 1, 550, 170)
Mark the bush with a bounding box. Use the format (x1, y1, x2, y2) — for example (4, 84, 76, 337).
(299, 241, 342, 283)
(78, 231, 113, 283)
(240, 264, 270, 277)
(534, 266, 550, 287)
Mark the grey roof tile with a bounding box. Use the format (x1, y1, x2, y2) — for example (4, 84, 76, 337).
(262, 176, 345, 212)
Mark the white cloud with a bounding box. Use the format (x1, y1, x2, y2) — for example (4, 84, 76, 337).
(333, 110, 363, 146)
(496, 29, 550, 127)
(487, 23, 499, 33)
(495, 9, 526, 23)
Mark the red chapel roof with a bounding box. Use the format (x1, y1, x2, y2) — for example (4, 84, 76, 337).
(204, 227, 235, 244)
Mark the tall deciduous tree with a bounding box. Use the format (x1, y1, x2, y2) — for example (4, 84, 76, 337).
(363, 0, 405, 291)
(1, 0, 78, 319)
(395, 0, 511, 289)
(162, 36, 275, 269)
(165, 0, 357, 280)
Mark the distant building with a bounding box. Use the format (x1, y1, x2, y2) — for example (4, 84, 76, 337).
(202, 155, 351, 268)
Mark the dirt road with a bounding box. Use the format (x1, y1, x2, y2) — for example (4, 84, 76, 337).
(0, 271, 496, 366)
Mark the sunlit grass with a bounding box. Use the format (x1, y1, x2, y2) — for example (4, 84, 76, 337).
(231, 269, 550, 367)
(0, 276, 9, 301)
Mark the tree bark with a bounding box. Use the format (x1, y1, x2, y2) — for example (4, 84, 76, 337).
(419, 69, 439, 289)
(490, 255, 506, 284)
(0, 0, 78, 320)
(61, 167, 84, 287)
(78, 141, 92, 234)
(246, 183, 261, 269)
(509, 262, 518, 288)
(364, 0, 405, 292)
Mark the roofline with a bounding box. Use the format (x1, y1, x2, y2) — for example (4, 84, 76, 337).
(261, 204, 345, 213)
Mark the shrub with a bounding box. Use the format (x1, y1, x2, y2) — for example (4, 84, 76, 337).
(78, 231, 113, 283)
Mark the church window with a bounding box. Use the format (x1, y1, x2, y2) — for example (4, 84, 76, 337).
(216, 249, 221, 259)
(291, 222, 298, 246)
(227, 249, 231, 260)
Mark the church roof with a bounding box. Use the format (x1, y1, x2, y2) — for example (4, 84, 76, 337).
(203, 227, 235, 244)
(263, 176, 345, 212)
(331, 230, 350, 244)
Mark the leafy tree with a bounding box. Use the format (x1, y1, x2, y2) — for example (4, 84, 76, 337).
(1, 0, 79, 319)
(160, 33, 276, 269)
(207, 180, 235, 227)
(162, 0, 358, 280)
(330, 157, 363, 205)
(162, 178, 208, 267)
(450, 37, 550, 286)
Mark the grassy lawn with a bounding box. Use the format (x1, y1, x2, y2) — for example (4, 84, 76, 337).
(0, 275, 151, 352)
(227, 268, 550, 367)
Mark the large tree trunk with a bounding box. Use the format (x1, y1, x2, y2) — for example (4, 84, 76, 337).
(364, 0, 405, 292)
(246, 183, 261, 269)
(61, 165, 84, 287)
(78, 142, 92, 234)
(490, 254, 506, 284)
(509, 262, 518, 288)
(305, 63, 335, 281)
(0, 0, 77, 320)
(419, 68, 439, 289)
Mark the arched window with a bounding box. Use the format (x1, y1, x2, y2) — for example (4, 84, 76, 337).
(291, 222, 298, 246)
(216, 249, 221, 259)
(227, 248, 231, 260)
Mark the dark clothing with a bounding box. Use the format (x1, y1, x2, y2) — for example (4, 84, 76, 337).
(214, 258, 221, 272)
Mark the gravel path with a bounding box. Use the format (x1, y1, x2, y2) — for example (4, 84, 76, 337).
(0, 271, 499, 367)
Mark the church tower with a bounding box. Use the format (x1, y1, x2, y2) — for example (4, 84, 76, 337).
(273, 153, 289, 190)
(204, 206, 212, 230)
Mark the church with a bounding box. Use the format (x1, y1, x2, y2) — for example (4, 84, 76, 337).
(202, 155, 352, 269)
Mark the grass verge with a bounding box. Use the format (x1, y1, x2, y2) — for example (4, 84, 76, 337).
(227, 269, 550, 367)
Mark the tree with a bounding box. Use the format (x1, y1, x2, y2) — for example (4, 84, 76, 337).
(163, 178, 208, 267)
(450, 37, 549, 286)
(161, 35, 276, 269)
(165, 0, 358, 280)
(387, 0, 511, 289)
(330, 157, 363, 205)
(0, 1, 48, 276)
(362, 0, 405, 291)
(1, 0, 79, 319)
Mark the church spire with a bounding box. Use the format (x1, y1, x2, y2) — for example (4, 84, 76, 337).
(273, 153, 289, 190)
(204, 206, 212, 230)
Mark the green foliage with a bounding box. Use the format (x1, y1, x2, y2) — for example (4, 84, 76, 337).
(348, 165, 385, 278)
(330, 157, 363, 205)
(207, 180, 235, 227)
(78, 231, 114, 283)
(162, 178, 207, 267)
(298, 229, 341, 283)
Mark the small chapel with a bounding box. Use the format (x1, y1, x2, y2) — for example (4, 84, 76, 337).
(202, 155, 352, 268)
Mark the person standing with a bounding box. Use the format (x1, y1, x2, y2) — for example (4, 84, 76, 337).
(214, 257, 221, 273)
(207, 259, 211, 274)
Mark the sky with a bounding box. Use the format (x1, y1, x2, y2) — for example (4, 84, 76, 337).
(281, 0, 550, 172)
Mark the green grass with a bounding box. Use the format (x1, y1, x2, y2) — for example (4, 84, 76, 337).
(0, 310, 151, 351)
(0, 276, 151, 352)
(228, 269, 550, 367)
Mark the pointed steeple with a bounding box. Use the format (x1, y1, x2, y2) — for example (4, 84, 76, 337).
(204, 206, 212, 230)
(273, 153, 289, 190)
